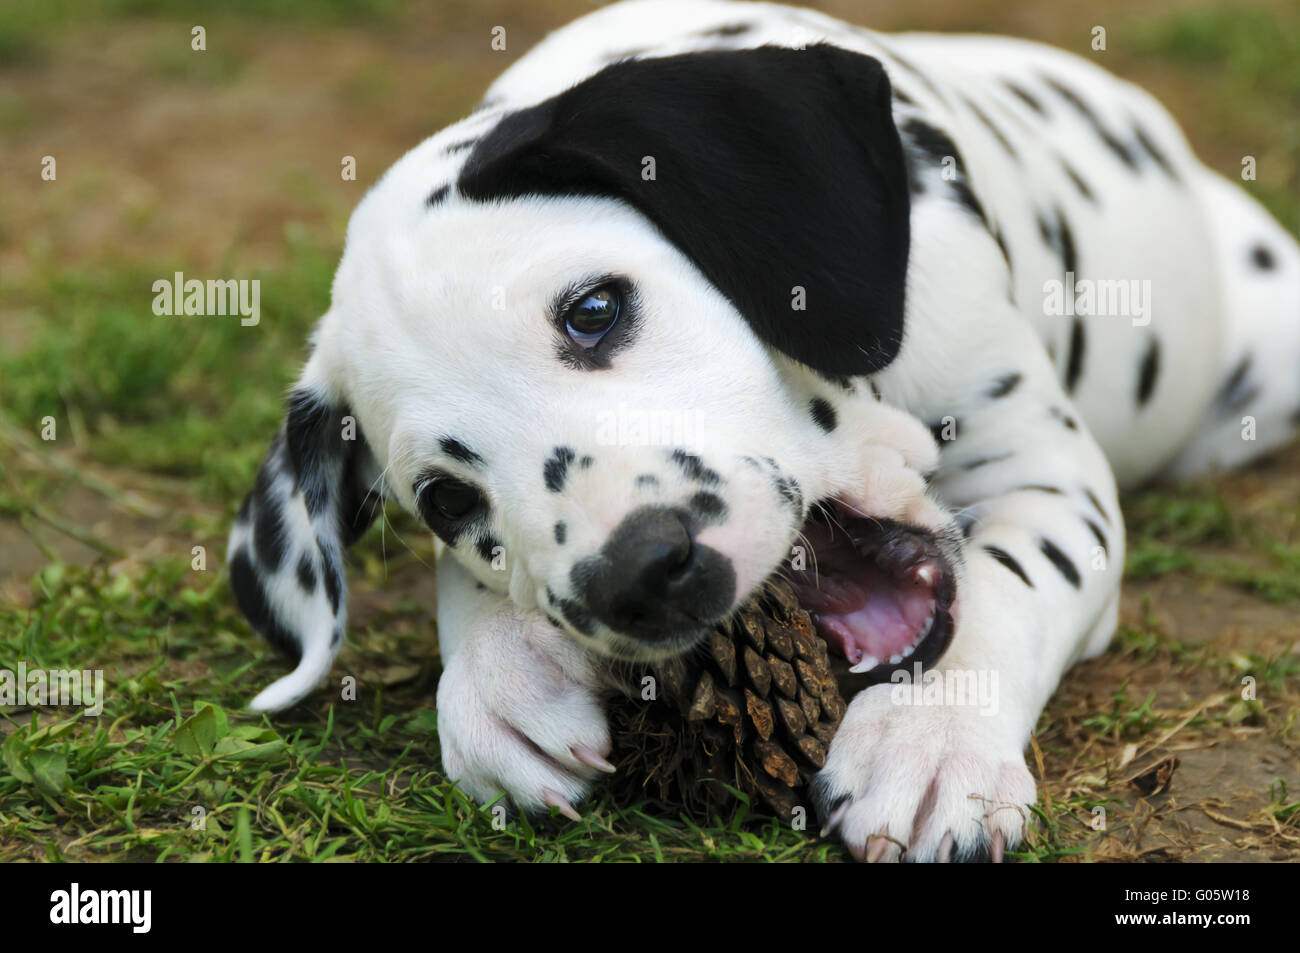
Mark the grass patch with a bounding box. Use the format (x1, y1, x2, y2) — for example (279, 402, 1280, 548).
(0, 561, 850, 862)
(0, 231, 338, 501)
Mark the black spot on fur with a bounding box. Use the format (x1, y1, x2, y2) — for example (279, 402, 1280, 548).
(887, 50, 947, 104)
(963, 96, 1018, 159)
(899, 118, 988, 227)
(1063, 318, 1086, 393)
(869, 381, 882, 401)
(697, 22, 754, 38)
(323, 561, 342, 614)
(962, 452, 1014, 471)
(1084, 487, 1110, 525)
(892, 86, 915, 105)
(635, 473, 659, 489)
(439, 437, 483, 466)
(1132, 122, 1179, 181)
(252, 480, 288, 572)
(1002, 79, 1046, 115)
(554, 521, 567, 545)
(1039, 206, 1078, 277)
(1216, 354, 1258, 415)
(983, 545, 1033, 587)
(1050, 406, 1080, 431)
(988, 372, 1022, 398)
(284, 392, 340, 518)
(445, 138, 479, 155)
(230, 549, 301, 663)
(580, 455, 594, 469)
(690, 491, 728, 522)
(426, 185, 450, 208)
(1039, 538, 1081, 588)
(1136, 337, 1160, 408)
(1015, 484, 1064, 495)
(556, 597, 595, 636)
(1250, 244, 1276, 271)
(992, 227, 1013, 276)
(671, 449, 720, 486)
(929, 418, 958, 443)
(475, 533, 502, 564)
(296, 554, 317, 592)
(1059, 158, 1096, 203)
(1040, 74, 1137, 169)
(544, 446, 577, 492)
(1084, 518, 1108, 555)
(774, 476, 803, 516)
(810, 397, 838, 432)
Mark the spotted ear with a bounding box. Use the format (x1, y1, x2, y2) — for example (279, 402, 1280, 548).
(227, 384, 382, 712)
(459, 44, 911, 378)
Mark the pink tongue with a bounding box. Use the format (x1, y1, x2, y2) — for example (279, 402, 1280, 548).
(794, 565, 934, 667)
(816, 601, 920, 666)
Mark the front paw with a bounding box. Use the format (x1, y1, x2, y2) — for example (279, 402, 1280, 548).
(813, 684, 1035, 862)
(435, 611, 613, 819)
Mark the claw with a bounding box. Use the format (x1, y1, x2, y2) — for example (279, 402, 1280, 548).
(865, 833, 891, 863)
(820, 798, 851, 839)
(571, 745, 617, 774)
(990, 829, 1005, 864)
(542, 789, 582, 821)
(937, 831, 955, 863)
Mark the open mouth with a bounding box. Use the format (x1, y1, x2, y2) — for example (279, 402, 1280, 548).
(787, 501, 957, 681)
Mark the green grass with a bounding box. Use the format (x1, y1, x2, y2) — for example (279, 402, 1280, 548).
(1131, 5, 1300, 232)
(0, 230, 336, 502)
(0, 560, 847, 861)
(0, 0, 409, 65)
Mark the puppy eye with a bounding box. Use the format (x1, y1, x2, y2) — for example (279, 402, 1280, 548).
(429, 478, 482, 521)
(564, 284, 621, 347)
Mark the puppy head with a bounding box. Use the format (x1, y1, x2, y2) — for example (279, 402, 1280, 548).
(231, 46, 931, 707)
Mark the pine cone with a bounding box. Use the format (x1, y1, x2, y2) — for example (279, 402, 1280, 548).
(606, 578, 847, 820)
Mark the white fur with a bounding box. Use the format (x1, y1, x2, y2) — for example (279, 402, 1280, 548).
(234, 0, 1300, 860)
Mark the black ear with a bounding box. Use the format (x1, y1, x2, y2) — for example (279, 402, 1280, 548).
(459, 45, 911, 377)
(227, 388, 382, 711)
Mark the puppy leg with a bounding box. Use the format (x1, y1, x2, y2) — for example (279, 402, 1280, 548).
(434, 554, 614, 818)
(817, 330, 1124, 861)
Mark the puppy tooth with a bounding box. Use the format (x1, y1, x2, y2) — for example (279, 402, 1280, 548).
(572, 744, 617, 774)
(990, 829, 1006, 864)
(848, 654, 880, 674)
(902, 642, 916, 658)
(938, 832, 956, 863)
(542, 789, 582, 822)
(912, 563, 937, 586)
(889, 653, 903, 665)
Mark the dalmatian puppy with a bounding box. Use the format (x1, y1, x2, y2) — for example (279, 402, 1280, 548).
(226, 0, 1300, 861)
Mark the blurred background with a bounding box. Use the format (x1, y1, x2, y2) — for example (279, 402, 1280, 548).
(0, 0, 1296, 861)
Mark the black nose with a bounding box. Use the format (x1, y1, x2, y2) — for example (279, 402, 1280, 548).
(574, 506, 736, 641)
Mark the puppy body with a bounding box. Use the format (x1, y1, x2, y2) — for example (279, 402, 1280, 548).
(228, 0, 1300, 860)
